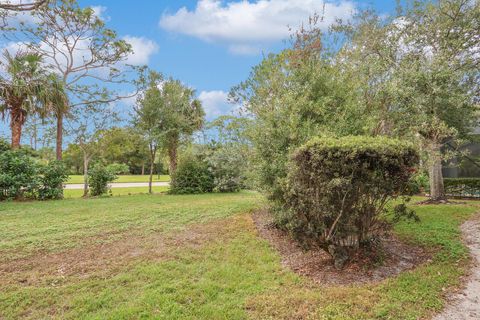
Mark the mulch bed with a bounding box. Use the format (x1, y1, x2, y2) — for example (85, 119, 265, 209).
(252, 209, 430, 286)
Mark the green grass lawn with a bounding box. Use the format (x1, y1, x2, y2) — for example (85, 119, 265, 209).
(0, 194, 478, 319)
(63, 186, 170, 198)
(66, 174, 170, 184)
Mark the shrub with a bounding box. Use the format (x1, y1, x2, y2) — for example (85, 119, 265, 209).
(0, 150, 39, 200)
(38, 161, 69, 200)
(106, 163, 130, 175)
(281, 136, 419, 269)
(444, 178, 480, 198)
(0, 138, 10, 154)
(170, 155, 214, 194)
(88, 164, 117, 196)
(206, 145, 245, 192)
(407, 171, 430, 194)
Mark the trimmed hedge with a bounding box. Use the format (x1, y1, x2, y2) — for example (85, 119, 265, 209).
(444, 178, 480, 198)
(281, 136, 419, 268)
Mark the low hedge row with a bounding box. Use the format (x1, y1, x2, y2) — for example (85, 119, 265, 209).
(444, 178, 480, 198)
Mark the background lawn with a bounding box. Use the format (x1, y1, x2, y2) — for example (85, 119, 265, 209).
(66, 175, 171, 184)
(63, 186, 170, 198)
(0, 194, 478, 319)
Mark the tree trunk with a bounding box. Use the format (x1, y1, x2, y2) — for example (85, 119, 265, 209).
(10, 112, 22, 149)
(83, 153, 89, 197)
(9, 101, 27, 149)
(168, 139, 178, 175)
(141, 163, 145, 175)
(428, 143, 446, 201)
(148, 144, 156, 194)
(56, 113, 63, 160)
(149, 159, 154, 194)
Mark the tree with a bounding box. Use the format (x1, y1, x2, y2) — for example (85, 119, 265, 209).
(67, 103, 116, 197)
(205, 115, 254, 190)
(63, 143, 83, 174)
(97, 127, 149, 174)
(23, 114, 56, 150)
(160, 79, 205, 175)
(0, 0, 48, 11)
(9, 0, 138, 160)
(0, 50, 66, 149)
(230, 37, 367, 203)
(0, 0, 49, 28)
(334, 0, 479, 202)
(206, 115, 252, 146)
(134, 71, 164, 194)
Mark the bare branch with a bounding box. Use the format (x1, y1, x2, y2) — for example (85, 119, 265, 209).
(0, 0, 48, 12)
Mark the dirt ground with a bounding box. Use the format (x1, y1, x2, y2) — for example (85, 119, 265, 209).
(433, 216, 480, 320)
(252, 209, 429, 286)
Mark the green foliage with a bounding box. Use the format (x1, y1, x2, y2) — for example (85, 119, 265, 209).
(0, 150, 39, 200)
(106, 162, 130, 175)
(232, 0, 479, 202)
(332, 1, 479, 199)
(444, 178, 480, 198)
(0, 138, 10, 153)
(281, 136, 419, 268)
(205, 144, 246, 193)
(169, 155, 214, 194)
(97, 127, 150, 174)
(0, 146, 68, 201)
(231, 47, 370, 204)
(407, 171, 430, 194)
(88, 164, 117, 196)
(0, 51, 67, 148)
(63, 143, 83, 174)
(134, 72, 205, 176)
(37, 160, 69, 200)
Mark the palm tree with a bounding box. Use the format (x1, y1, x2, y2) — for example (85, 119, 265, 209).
(0, 50, 66, 149)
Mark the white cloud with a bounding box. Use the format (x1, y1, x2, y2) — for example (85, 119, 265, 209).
(123, 36, 159, 65)
(1, 35, 158, 81)
(159, 0, 356, 55)
(198, 90, 239, 120)
(1, 0, 40, 25)
(90, 5, 109, 21)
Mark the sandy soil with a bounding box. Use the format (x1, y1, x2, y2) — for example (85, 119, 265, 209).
(434, 216, 480, 320)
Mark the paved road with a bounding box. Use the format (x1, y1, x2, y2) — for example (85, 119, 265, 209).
(64, 182, 170, 190)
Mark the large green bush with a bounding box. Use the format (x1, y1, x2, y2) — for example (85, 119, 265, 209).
(206, 145, 246, 193)
(170, 155, 214, 194)
(281, 136, 419, 268)
(88, 165, 117, 196)
(0, 150, 39, 200)
(38, 161, 69, 200)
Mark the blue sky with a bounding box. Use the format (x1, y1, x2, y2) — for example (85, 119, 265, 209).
(79, 0, 398, 119)
(1, 0, 398, 142)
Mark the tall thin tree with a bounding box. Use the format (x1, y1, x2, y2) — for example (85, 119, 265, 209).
(9, 0, 139, 159)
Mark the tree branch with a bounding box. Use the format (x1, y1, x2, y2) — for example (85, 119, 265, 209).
(0, 0, 48, 11)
